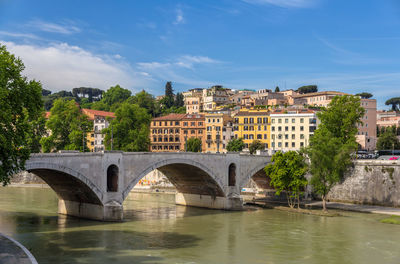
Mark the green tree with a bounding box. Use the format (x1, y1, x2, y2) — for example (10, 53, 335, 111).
(175, 92, 184, 107)
(307, 95, 365, 211)
(161, 106, 186, 115)
(0, 45, 45, 185)
(297, 85, 318, 94)
(186, 137, 202, 152)
(103, 102, 151, 151)
(226, 138, 245, 152)
(164, 81, 174, 108)
(92, 85, 131, 111)
(385, 97, 400, 111)
(355, 92, 373, 99)
(275, 86, 280, 92)
(40, 99, 91, 152)
(264, 151, 308, 208)
(376, 129, 400, 150)
(126, 90, 158, 116)
(249, 140, 264, 154)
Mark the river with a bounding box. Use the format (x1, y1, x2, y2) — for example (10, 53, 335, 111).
(0, 187, 399, 264)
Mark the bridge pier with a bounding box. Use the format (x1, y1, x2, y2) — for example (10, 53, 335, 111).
(175, 193, 243, 210)
(58, 200, 123, 221)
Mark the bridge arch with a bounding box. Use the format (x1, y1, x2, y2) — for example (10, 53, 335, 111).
(25, 162, 103, 205)
(122, 158, 225, 199)
(238, 161, 272, 190)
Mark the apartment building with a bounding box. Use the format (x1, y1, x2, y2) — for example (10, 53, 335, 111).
(377, 111, 400, 128)
(205, 113, 234, 153)
(356, 99, 377, 150)
(181, 113, 206, 151)
(150, 114, 186, 152)
(233, 109, 270, 150)
(203, 85, 232, 111)
(270, 109, 318, 152)
(183, 88, 203, 114)
(81, 108, 115, 152)
(292, 91, 348, 107)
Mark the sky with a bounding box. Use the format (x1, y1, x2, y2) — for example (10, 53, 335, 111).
(1, 0, 400, 109)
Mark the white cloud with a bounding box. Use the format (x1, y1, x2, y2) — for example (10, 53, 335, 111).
(1, 40, 149, 92)
(27, 19, 81, 34)
(174, 8, 185, 24)
(175, 55, 221, 69)
(243, 0, 315, 8)
(0, 31, 40, 40)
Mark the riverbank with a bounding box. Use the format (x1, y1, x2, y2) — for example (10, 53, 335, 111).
(0, 233, 38, 264)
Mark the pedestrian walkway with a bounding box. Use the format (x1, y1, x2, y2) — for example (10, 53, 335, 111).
(306, 201, 400, 216)
(0, 233, 38, 264)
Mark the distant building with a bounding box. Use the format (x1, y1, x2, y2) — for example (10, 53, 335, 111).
(270, 109, 318, 152)
(81, 109, 115, 152)
(205, 113, 234, 153)
(377, 110, 400, 128)
(150, 114, 186, 152)
(181, 113, 206, 151)
(203, 85, 232, 111)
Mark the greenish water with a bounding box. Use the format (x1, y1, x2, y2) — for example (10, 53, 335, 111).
(1, 187, 400, 264)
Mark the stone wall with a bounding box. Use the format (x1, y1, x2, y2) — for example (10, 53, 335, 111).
(329, 160, 400, 207)
(11, 171, 45, 184)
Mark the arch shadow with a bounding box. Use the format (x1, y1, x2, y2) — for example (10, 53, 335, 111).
(122, 159, 225, 200)
(26, 162, 103, 205)
(238, 161, 272, 190)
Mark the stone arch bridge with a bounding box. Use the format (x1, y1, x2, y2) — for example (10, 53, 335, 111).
(25, 152, 271, 221)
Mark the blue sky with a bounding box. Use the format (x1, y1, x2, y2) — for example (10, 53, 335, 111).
(1, 0, 400, 109)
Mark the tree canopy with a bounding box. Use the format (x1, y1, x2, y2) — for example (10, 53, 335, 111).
(249, 140, 264, 154)
(40, 99, 91, 152)
(186, 137, 202, 152)
(264, 151, 308, 208)
(226, 138, 244, 152)
(377, 128, 400, 150)
(103, 102, 151, 151)
(297, 85, 318, 94)
(72, 87, 104, 102)
(385, 97, 400, 112)
(0, 45, 45, 185)
(355, 92, 373, 99)
(307, 95, 364, 211)
(275, 86, 280, 92)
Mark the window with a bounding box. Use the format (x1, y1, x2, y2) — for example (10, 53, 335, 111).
(285, 126, 288, 131)
(249, 134, 254, 139)
(292, 142, 295, 147)
(278, 119, 282, 123)
(244, 118, 248, 124)
(292, 134, 295, 139)
(300, 142, 304, 147)
(264, 134, 267, 139)
(244, 134, 249, 139)
(257, 118, 262, 123)
(272, 126, 275, 131)
(292, 126, 295, 131)
(175, 129, 179, 133)
(191, 130, 195, 134)
(285, 142, 288, 147)
(272, 119, 275, 124)
(300, 134, 304, 139)
(199, 130, 203, 134)
(249, 126, 254, 131)
(153, 137, 157, 142)
(263, 117, 268, 124)
(249, 118, 254, 124)
(257, 134, 262, 139)
(300, 126, 304, 131)
(285, 119, 288, 123)
(292, 118, 295, 123)
(300, 118, 304, 123)
(183, 122, 188, 126)
(191, 122, 195, 126)
(285, 134, 288, 139)
(107, 165, 118, 192)
(170, 121, 173, 125)
(278, 126, 282, 132)
(244, 126, 249, 131)
(198, 122, 203, 126)
(278, 142, 282, 147)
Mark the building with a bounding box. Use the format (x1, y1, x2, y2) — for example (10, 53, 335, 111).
(150, 114, 186, 152)
(377, 111, 400, 128)
(81, 109, 115, 152)
(205, 113, 234, 153)
(270, 109, 318, 152)
(356, 99, 377, 150)
(292, 91, 349, 107)
(233, 109, 270, 151)
(202, 85, 232, 111)
(185, 96, 202, 114)
(180, 113, 206, 151)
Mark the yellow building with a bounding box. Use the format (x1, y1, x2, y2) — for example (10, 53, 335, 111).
(205, 113, 233, 153)
(233, 109, 270, 150)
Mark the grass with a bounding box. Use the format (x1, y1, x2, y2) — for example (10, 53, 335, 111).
(380, 215, 400, 225)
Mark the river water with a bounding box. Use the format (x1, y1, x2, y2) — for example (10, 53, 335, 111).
(0, 187, 400, 264)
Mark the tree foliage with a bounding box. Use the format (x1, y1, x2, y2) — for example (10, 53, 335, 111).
(275, 86, 280, 92)
(72, 87, 104, 102)
(175, 92, 184, 107)
(307, 95, 365, 211)
(385, 97, 400, 111)
(249, 139, 264, 154)
(186, 137, 202, 152)
(0, 45, 45, 185)
(264, 151, 308, 208)
(92, 85, 131, 112)
(40, 99, 91, 152)
(297, 85, 318, 94)
(226, 138, 244, 152)
(355, 92, 373, 99)
(126, 90, 158, 116)
(163, 81, 174, 108)
(103, 102, 151, 151)
(377, 128, 400, 150)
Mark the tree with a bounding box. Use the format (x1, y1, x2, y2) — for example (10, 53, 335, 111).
(40, 99, 91, 152)
(226, 138, 244, 152)
(42, 89, 52, 96)
(307, 95, 365, 211)
(385, 97, 400, 111)
(92, 85, 131, 111)
(126, 90, 157, 116)
(0, 45, 44, 185)
(103, 102, 151, 151)
(72, 87, 104, 102)
(355, 92, 373, 99)
(249, 140, 264, 154)
(175, 92, 184, 107)
(275, 86, 280, 92)
(264, 151, 308, 208)
(186, 137, 202, 152)
(297, 85, 318, 94)
(164, 81, 174, 108)
(377, 129, 400, 150)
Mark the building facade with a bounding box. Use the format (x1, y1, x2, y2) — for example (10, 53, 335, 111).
(150, 114, 186, 152)
(205, 113, 233, 153)
(81, 109, 115, 152)
(233, 109, 270, 150)
(180, 114, 206, 152)
(270, 109, 317, 152)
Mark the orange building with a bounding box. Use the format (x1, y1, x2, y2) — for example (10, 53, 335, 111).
(150, 114, 186, 152)
(180, 113, 206, 151)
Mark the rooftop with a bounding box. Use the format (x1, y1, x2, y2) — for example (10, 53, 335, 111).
(82, 108, 115, 119)
(293, 91, 349, 98)
(152, 113, 186, 121)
